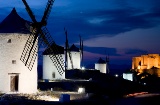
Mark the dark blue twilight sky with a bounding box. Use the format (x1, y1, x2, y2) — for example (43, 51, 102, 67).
(0, 0, 160, 66)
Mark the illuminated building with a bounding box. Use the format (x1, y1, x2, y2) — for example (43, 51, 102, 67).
(67, 44, 81, 70)
(132, 54, 160, 77)
(123, 73, 133, 81)
(0, 8, 37, 93)
(42, 44, 81, 80)
(43, 44, 65, 80)
(95, 58, 109, 74)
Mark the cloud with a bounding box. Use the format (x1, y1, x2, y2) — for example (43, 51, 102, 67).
(1, 0, 160, 46)
(78, 45, 121, 56)
(46, 1, 160, 46)
(1, 0, 160, 65)
(124, 49, 148, 55)
(83, 26, 160, 55)
(88, 18, 106, 25)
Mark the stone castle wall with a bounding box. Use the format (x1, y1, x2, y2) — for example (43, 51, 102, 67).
(132, 54, 160, 76)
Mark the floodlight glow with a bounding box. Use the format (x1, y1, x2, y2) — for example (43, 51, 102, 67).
(78, 87, 85, 93)
(115, 74, 119, 77)
(38, 95, 59, 101)
(81, 66, 85, 70)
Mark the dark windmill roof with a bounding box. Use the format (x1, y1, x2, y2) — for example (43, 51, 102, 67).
(70, 44, 79, 52)
(0, 8, 31, 33)
(43, 43, 64, 55)
(96, 57, 106, 64)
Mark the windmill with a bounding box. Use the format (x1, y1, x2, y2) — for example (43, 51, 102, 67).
(20, 0, 65, 75)
(64, 28, 74, 70)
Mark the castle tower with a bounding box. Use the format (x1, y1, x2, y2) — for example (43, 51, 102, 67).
(0, 8, 37, 93)
(132, 54, 160, 76)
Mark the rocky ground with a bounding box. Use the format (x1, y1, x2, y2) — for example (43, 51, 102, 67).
(1, 91, 160, 105)
(0, 90, 101, 105)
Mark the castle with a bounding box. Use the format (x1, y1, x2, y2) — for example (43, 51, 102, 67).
(132, 54, 160, 77)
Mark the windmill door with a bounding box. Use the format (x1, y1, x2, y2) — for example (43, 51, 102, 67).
(10, 75, 19, 92)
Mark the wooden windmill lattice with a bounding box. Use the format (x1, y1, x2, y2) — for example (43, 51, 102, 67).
(64, 28, 74, 70)
(20, 0, 65, 75)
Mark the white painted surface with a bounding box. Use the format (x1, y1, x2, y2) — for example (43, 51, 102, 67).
(123, 73, 133, 81)
(43, 50, 81, 80)
(43, 54, 65, 80)
(0, 33, 37, 93)
(67, 51, 81, 70)
(95, 63, 106, 73)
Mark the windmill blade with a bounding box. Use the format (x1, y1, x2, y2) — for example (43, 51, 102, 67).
(20, 26, 44, 71)
(68, 46, 74, 69)
(20, 23, 41, 69)
(41, 0, 54, 25)
(81, 39, 84, 67)
(21, 0, 65, 75)
(41, 27, 65, 75)
(21, 24, 65, 74)
(79, 35, 83, 68)
(21, 0, 53, 69)
(21, 0, 41, 66)
(64, 28, 68, 71)
(79, 35, 82, 67)
(64, 29, 74, 69)
(22, 0, 37, 23)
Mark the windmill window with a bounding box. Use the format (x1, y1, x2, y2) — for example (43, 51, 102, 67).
(52, 72, 55, 78)
(7, 39, 11, 43)
(12, 60, 16, 64)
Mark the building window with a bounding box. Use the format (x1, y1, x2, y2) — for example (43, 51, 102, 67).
(12, 60, 16, 64)
(52, 72, 55, 78)
(7, 39, 11, 43)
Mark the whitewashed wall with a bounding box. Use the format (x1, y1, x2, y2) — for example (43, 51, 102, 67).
(43, 54, 65, 80)
(67, 51, 81, 70)
(95, 63, 106, 74)
(123, 73, 133, 81)
(43, 49, 81, 80)
(0, 33, 37, 93)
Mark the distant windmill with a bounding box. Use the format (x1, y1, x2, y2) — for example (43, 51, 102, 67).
(20, 0, 65, 75)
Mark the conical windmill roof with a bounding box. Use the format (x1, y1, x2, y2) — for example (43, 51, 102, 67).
(70, 44, 79, 52)
(43, 43, 64, 55)
(0, 8, 31, 33)
(96, 57, 106, 64)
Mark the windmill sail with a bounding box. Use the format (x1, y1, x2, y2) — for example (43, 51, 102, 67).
(20, 28, 39, 70)
(106, 54, 110, 74)
(20, 0, 45, 69)
(20, 0, 65, 75)
(79, 35, 83, 68)
(64, 29, 73, 69)
(40, 27, 65, 75)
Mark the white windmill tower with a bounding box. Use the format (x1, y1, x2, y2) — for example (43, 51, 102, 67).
(64, 29, 81, 70)
(42, 44, 65, 80)
(0, 8, 37, 93)
(95, 57, 107, 73)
